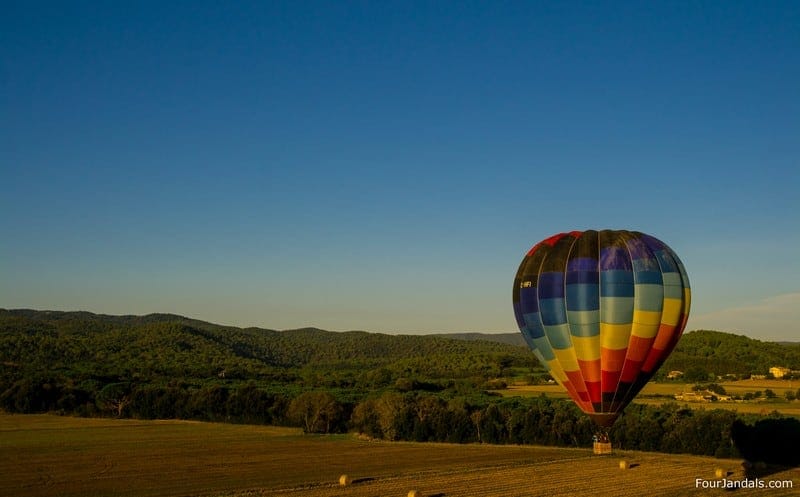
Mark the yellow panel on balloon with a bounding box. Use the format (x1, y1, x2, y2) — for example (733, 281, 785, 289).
(661, 298, 682, 326)
(600, 323, 631, 350)
(547, 360, 569, 385)
(553, 348, 580, 373)
(631, 310, 661, 338)
(571, 335, 600, 361)
(630, 321, 660, 340)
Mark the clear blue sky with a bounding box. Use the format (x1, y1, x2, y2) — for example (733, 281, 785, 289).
(2, 1, 798, 340)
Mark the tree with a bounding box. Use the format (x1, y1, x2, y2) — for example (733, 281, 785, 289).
(411, 395, 445, 442)
(693, 383, 727, 395)
(470, 410, 484, 443)
(374, 392, 410, 441)
(188, 385, 229, 421)
(479, 404, 507, 444)
(350, 399, 382, 438)
(0, 377, 64, 413)
(226, 383, 273, 424)
(684, 367, 711, 383)
(288, 391, 342, 433)
(443, 397, 475, 443)
(96, 383, 131, 417)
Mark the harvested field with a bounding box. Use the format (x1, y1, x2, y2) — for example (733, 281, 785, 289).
(499, 382, 800, 417)
(246, 452, 799, 497)
(1, 414, 797, 497)
(503, 380, 800, 399)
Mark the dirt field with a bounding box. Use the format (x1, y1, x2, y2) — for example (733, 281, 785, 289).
(1, 414, 797, 497)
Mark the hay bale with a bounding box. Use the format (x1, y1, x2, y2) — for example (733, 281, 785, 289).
(715, 467, 725, 478)
(619, 460, 629, 470)
(339, 474, 352, 486)
(407, 490, 423, 497)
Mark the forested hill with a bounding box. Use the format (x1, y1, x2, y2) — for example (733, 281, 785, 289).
(441, 329, 800, 377)
(2, 310, 798, 387)
(661, 329, 800, 377)
(0, 309, 535, 386)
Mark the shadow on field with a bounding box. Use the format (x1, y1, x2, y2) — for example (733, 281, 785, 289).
(730, 417, 800, 479)
(352, 477, 376, 484)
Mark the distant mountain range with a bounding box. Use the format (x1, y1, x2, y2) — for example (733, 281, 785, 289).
(0, 308, 536, 387)
(431, 332, 527, 347)
(2, 309, 798, 379)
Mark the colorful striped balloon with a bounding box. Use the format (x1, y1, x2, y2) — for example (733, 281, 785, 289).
(512, 230, 691, 428)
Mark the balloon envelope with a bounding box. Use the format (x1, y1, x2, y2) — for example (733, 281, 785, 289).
(512, 230, 691, 427)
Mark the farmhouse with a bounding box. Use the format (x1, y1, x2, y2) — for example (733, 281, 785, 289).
(770, 366, 791, 379)
(675, 390, 731, 402)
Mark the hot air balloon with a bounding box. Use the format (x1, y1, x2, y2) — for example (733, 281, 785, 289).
(512, 230, 691, 431)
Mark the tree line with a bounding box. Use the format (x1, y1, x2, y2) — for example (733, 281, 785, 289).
(3, 374, 788, 461)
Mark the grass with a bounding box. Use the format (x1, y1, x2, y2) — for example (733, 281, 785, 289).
(2, 414, 798, 497)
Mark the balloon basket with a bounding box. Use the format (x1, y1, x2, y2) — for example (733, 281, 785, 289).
(593, 441, 612, 455)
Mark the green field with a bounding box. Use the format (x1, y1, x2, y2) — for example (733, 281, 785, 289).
(1, 414, 798, 497)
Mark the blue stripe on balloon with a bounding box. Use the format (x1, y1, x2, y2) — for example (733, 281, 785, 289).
(543, 323, 572, 349)
(663, 285, 683, 299)
(513, 301, 526, 329)
(654, 250, 679, 272)
(625, 237, 653, 260)
(539, 298, 567, 325)
(640, 233, 666, 251)
(567, 320, 600, 337)
(634, 284, 664, 311)
(600, 296, 635, 324)
(533, 336, 556, 361)
(537, 272, 565, 299)
(532, 349, 549, 369)
(566, 284, 599, 310)
(600, 270, 635, 297)
(632, 270, 663, 285)
(566, 257, 597, 271)
(519, 287, 539, 314)
(519, 326, 538, 350)
(523, 312, 546, 338)
(600, 246, 632, 271)
(601, 270, 634, 285)
(566, 270, 599, 285)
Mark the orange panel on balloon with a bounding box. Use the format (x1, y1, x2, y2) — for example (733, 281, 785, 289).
(577, 358, 601, 383)
(626, 335, 654, 362)
(653, 323, 679, 349)
(601, 347, 627, 372)
(642, 347, 666, 372)
(565, 370, 590, 402)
